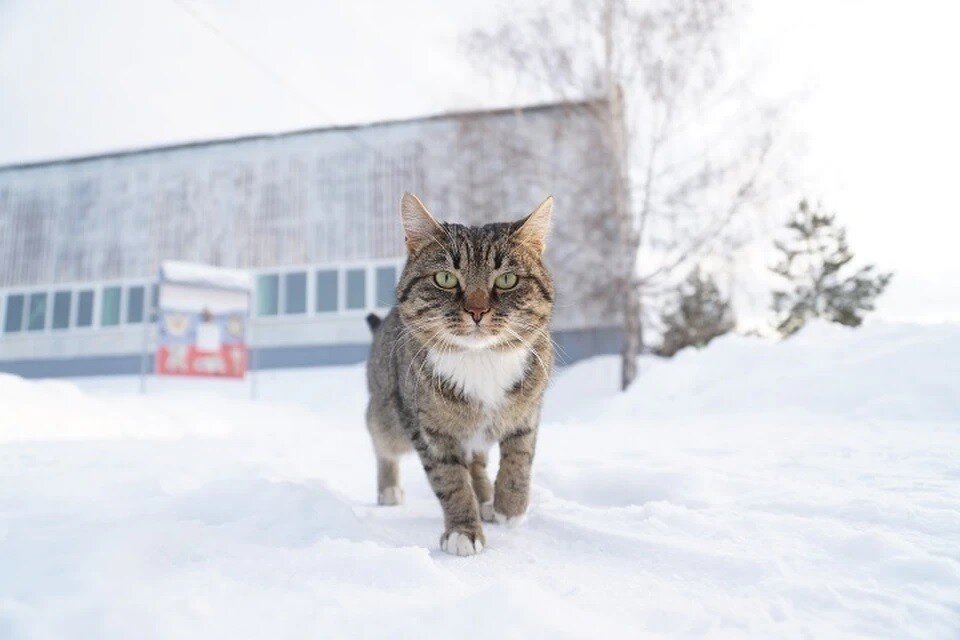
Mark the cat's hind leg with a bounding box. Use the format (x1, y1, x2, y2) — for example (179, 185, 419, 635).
(367, 403, 410, 506)
(377, 456, 404, 505)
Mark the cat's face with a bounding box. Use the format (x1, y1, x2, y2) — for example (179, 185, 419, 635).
(395, 193, 554, 352)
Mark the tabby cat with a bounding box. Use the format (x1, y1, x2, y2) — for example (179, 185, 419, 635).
(365, 193, 554, 556)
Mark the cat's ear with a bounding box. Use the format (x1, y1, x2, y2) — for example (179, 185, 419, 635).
(512, 196, 553, 256)
(400, 193, 443, 254)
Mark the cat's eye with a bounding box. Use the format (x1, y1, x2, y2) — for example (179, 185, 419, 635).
(434, 270, 458, 289)
(494, 272, 519, 290)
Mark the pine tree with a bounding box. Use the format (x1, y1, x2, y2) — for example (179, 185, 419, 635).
(657, 266, 736, 357)
(771, 200, 892, 337)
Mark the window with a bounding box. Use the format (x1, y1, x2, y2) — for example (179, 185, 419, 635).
(126, 285, 145, 323)
(149, 284, 159, 321)
(256, 274, 279, 316)
(284, 272, 306, 314)
(346, 269, 366, 310)
(101, 286, 121, 326)
(4, 294, 24, 333)
(77, 290, 94, 327)
(375, 266, 397, 307)
(27, 293, 47, 331)
(52, 291, 72, 330)
(315, 269, 338, 312)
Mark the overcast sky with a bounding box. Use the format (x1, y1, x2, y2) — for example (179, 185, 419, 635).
(1, 0, 958, 323)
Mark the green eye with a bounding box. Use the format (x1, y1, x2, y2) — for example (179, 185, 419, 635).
(494, 272, 518, 289)
(434, 270, 458, 289)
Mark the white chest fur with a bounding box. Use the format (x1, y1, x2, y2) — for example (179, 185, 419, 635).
(427, 347, 530, 410)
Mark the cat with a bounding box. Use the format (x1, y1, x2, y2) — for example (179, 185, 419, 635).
(365, 192, 554, 556)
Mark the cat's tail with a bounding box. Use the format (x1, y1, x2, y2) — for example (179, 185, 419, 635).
(365, 313, 382, 333)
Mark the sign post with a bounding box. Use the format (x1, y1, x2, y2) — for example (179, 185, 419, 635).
(139, 302, 151, 394)
(155, 261, 253, 380)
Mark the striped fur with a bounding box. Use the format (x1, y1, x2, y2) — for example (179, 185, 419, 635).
(365, 194, 554, 555)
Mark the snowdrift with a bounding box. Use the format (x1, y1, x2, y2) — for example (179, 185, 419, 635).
(1, 321, 958, 638)
(548, 320, 960, 423)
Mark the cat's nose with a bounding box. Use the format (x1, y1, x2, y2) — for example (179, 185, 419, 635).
(463, 290, 490, 324)
(463, 305, 490, 324)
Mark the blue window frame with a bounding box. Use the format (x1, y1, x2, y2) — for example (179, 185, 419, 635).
(101, 286, 121, 326)
(149, 284, 159, 321)
(126, 285, 145, 323)
(27, 293, 47, 331)
(256, 274, 279, 316)
(284, 272, 307, 314)
(76, 290, 94, 327)
(346, 269, 366, 310)
(4, 294, 24, 333)
(375, 266, 397, 307)
(52, 290, 72, 329)
(315, 270, 338, 312)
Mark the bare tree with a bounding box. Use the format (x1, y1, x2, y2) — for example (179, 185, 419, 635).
(464, 0, 779, 389)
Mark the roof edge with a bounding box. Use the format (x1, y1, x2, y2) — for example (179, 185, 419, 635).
(0, 96, 606, 172)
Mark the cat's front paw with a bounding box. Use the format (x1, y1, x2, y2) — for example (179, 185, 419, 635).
(440, 528, 485, 556)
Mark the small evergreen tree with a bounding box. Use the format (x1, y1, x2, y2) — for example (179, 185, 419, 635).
(771, 200, 892, 337)
(657, 266, 736, 357)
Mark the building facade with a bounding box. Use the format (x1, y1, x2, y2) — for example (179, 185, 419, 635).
(0, 100, 621, 378)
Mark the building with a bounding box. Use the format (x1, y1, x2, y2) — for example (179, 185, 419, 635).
(0, 99, 622, 378)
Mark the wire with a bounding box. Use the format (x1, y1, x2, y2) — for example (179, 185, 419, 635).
(166, 0, 401, 167)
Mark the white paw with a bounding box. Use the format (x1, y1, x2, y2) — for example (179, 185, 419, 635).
(480, 501, 495, 522)
(493, 511, 525, 528)
(378, 486, 404, 506)
(440, 531, 484, 556)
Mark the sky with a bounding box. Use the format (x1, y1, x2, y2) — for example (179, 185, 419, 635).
(1, 0, 958, 323)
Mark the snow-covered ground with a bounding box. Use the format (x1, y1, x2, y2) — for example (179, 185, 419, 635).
(1, 321, 959, 638)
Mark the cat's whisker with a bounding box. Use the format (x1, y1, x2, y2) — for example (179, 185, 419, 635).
(510, 320, 570, 362)
(501, 325, 550, 381)
(513, 321, 557, 351)
(405, 327, 446, 382)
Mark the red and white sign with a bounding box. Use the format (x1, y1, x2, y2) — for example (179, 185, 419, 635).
(155, 262, 252, 379)
(156, 344, 248, 378)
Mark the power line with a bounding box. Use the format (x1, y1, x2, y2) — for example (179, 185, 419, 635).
(166, 0, 401, 167)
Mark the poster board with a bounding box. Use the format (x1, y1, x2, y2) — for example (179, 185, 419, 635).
(155, 261, 252, 379)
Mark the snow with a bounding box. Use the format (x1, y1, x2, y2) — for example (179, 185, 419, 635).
(160, 261, 253, 292)
(1, 320, 959, 638)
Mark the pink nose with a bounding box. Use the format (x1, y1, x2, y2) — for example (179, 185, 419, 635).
(464, 305, 490, 323)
